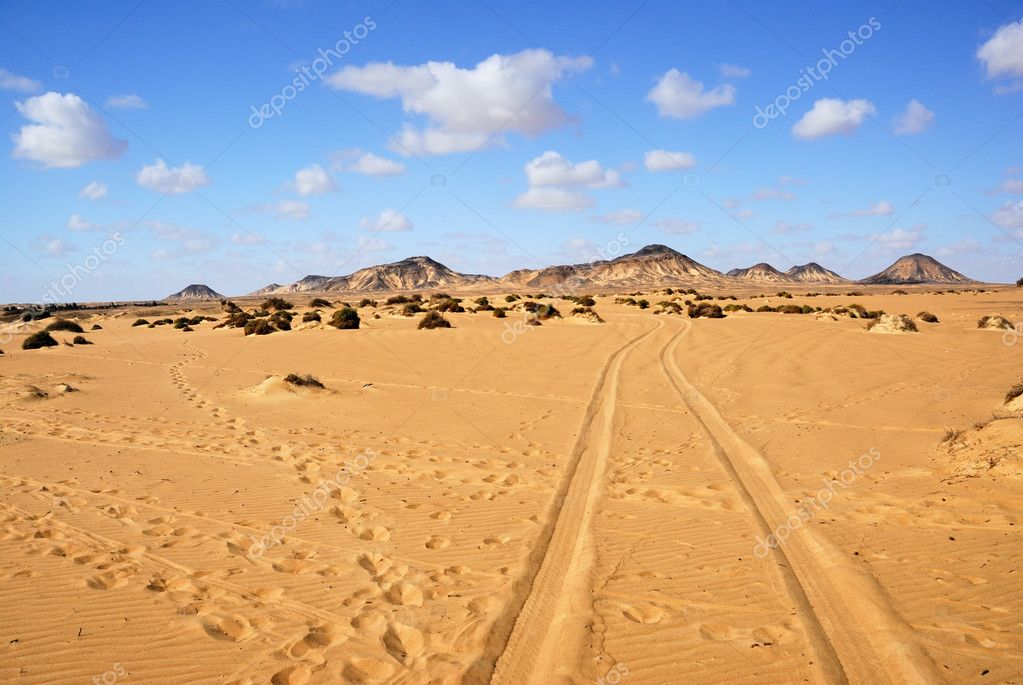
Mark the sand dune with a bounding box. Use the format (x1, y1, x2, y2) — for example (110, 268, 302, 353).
(1, 287, 1021, 683)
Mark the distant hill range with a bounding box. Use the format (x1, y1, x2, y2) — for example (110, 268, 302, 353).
(243, 246, 980, 295)
(166, 284, 223, 301)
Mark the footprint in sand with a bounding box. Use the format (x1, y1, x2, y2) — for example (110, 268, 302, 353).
(288, 623, 346, 657)
(385, 581, 424, 606)
(202, 614, 256, 642)
(425, 535, 450, 550)
(358, 526, 391, 542)
(383, 622, 424, 665)
(271, 663, 311, 685)
(342, 657, 394, 684)
(621, 602, 664, 624)
(699, 623, 737, 641)
(86, 569, 131, 590)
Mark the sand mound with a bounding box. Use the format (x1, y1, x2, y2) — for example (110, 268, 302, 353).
(942, 417, 1023, 481)
(568, 308, 605, 324)
(243, 375, 327, 399)
(1005, 384, 1023, 412)
(978, 315, 1013, 330)
(865, 313, 918, 334)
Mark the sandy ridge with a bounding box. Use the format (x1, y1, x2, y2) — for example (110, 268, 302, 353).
(660, 321, 942, 684)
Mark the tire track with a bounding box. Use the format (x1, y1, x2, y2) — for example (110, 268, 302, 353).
(481, 319, 662, 685)
(659, 321, 940, 684)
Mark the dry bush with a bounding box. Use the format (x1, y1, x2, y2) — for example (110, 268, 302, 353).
(1006, 383, 1023, 404)
(72, 335, 93, 345)
(400, 302, 423, 316)
(244, 318, 275, 336)
(46, 319, 84, 333)
(688, 303, 725, 319)
(329, 307, 360, 330)
(493, 308, 507, 318)
(132, 318, 150, 327)
(23, 331, 58, 349)
(91, 324, 103, 330)
(418, 311, 451, 329)
(261, 297, 294, 311)
(302, 311, 321, 323)
(309, 298, 332, 308)
(284, 373, 325, 389)
(917, 311, 939, 323)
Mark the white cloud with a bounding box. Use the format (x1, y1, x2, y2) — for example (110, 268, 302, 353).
(272, 199, 310, 220)
(146, 220, 217, 259)
(995, 178, 1023, 194)
(892, 99, 934, 134)
(992, 200, 1023, 227)
(590, 208, 644, 225)
(66, 213, 98, 231)
(937, 239, 984, 257)
(106, 94, 148, 109)
(35, 235, 76, 256)
(829, 200, 894, 218)
(524, 150, 622, 188)
(230, 232, 265, 245)
(512, 187, 595, 212)
(644, 149, 697, 171)
(326, 49, 592, 156)
(359, 208, 413, 232)
(346, 152, 405, 176)
(751, 187, 797, 201)
(355, 235, 394, 252)
(647, 69, 736, 119)
(136, 158, 211, 194)
(12, 92, 127, 168)
(874, 224, 926, 251)
(0, 68, 40, 93)
(978, 19, 1023, 80)
(78, 180, 108, 200)
(291, 164, 337, 196)
(772, 220, 812, 234)
(718, 63, 751, 79)
(792, 98, 875, 139)
(653, 218, 700, 234)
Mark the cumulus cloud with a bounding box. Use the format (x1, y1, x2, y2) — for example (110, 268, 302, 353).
(994, 178, 1023, 194)
(34, 235, 76, 257)
(290, 164, 337, 196)
(66, 213, 98, 231)
(136, 159, 211, 194)
(355, 235, 394, 253)
(873, 224, 926, 251)
(145, 220, 218, 259)
(105, 94, 148, 109)
(829, 200, 894, 218)
(991, 200, 1023, 227)
(590, 208, 644, 225)
(346, 152, 405, 176)
(977, 19, 1023, 81)
(12, 92, 127, 168)
(272, 200, 310, 220)
(0, 67, 40, 93)
(230, 232, 265, 245)
(359, 208, 413, 232)
(647, 69, 736, 119)
(78, 180, 108, 200)
(892, 99, 934, 134)
(644, 149, 697, 171)
(751, 187, 797, 201)
(512, 187, 595, 212)
(524, 150, 622, 188)
(654, 218, 700, 234)
(792, 98, 875, 139)
(326, 49, 592, 156)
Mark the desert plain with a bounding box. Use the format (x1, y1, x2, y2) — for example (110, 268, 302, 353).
(0, 286, 1021, 685)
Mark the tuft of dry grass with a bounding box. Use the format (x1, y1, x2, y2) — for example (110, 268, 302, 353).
(941, 427, 964, 444)
(45, 319, 84, 333)
(418, 311, 451, 329)
(22, 331, 58, 350)
(917, 311, 939, 323)
(72, 335, 93, 345)
(284, 373, 325, 389)
(1006, 382, 1023, 404)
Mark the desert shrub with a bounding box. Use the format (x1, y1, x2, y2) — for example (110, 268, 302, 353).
(418, 311, 451, 329)
(244, 318, 275, 336)
(917, 311, 939, 323)
(400, 302, 423, 316)
(46, 319, 84, 333)
(216, 312, 253, 329)
(173, 320, 189, 329)
(1006, 382, 1023, 404)
(536, 304, 561, 320)
(22, 331, 58, 349)
(284, 373, 325, 389)
(132, 318, 150, 327)
(180, 325, 194, 332)
(91, 324, 103, 330)
(433, 298, 465, 313)
(302, 311, 321, 323)
(357, 298, 377, 308)
(386, 294, 420, 305)
(1017, 277, 1023, 287)
(688, 303, 725, 319)
(493, 308, 507, 318)
(269, 314, 291, 331)
(756, 305, 776, 313)
(723, 304, 753, 312)
(474, 296, 494, 311)
(978, 315, 1012, 329)
(658, 301, 684, 314)
(72, 335, 92, 345)
(776, 291, 793, 299)
(261, 297, 293, 311)
(576, 296, 596, 307)
(329, 307, 360, 330)
(309, 297, 332, 308)
(504, 294, 518, 303)
(221, 299, 241, 313)
(637, 299, 649, 309)
(892, 289, 908, 295)
(847, 291, 864, 296)
(522, 300, 539, 312)
(941, 427, 964, 443)
(692, 294, 713, 301)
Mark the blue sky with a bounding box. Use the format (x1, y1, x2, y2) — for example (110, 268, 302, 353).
(2, 0, 1023, 301)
